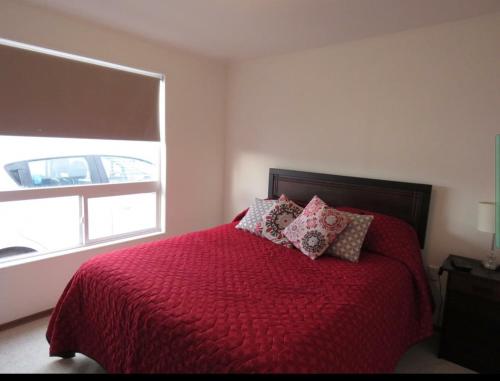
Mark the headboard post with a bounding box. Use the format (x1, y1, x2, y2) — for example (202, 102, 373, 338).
(268, 168, 431, 248)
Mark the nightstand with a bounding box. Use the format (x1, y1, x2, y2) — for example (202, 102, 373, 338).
(438, 254, 500, 373)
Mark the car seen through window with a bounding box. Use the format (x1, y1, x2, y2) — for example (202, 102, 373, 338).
(0, 150, 157, 262)
(4, 155, 154, 188)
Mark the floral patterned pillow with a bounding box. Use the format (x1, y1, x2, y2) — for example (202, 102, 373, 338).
(235, 198, 278, 236)
(261, 196, 303, 247)
(326, 212, 374, 262)
(283, 196, 351, 260)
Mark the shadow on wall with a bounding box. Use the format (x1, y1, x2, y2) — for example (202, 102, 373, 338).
(424, 185, 485, 268)
(424, 185, 488, 327)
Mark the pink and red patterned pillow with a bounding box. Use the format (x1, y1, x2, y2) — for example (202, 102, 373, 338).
(261, 195, 303, 247)
(283, 196, 351, 260)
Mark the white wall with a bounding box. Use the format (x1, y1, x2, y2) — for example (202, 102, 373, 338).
(225, 12, 500, 270)
(0, 0, 227, 324)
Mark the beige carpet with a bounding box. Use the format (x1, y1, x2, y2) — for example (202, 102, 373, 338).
(0, 315, 475, 374)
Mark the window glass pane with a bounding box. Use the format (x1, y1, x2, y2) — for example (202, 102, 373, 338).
(0, 136, 159, 190)
(88, 192, 157, 240)
(28, 157, 91, 187)
(0, 196, 80, 261)
(101, 156, 154, 183)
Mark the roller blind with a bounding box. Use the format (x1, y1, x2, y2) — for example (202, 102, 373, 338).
(0, 43, 160, 141)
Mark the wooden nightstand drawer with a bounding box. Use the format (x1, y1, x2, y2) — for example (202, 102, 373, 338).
(444, 293, 500, 345)
(440, 337, 500, 374)
(439, 255, 500, 373)
(446, 291, 500, 320)
(448, 272, 500, 302)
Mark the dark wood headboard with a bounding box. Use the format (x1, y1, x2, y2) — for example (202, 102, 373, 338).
(268, 168, 432, 248)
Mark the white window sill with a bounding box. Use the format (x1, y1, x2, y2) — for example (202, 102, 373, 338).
(0, 229, 166, 270)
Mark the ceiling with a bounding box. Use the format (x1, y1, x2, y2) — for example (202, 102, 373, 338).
(23, 0, 500, 61)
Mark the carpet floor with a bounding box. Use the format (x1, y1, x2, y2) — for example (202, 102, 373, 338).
(0, 315, 475, 374)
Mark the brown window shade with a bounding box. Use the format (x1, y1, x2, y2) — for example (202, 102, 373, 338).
(0, 43, 160, 141)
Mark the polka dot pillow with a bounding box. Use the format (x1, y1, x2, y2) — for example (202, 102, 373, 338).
(261, 195, 303, 247)
(235, 198, 278, 236)
(283, 196, 351, 260)
(326, 211, 374, 262)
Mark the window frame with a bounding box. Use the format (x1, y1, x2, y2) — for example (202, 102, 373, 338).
(0, 39, 166, 265)
(0, 180, 162, 250)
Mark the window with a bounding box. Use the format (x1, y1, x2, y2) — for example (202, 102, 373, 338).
(88, 193, 157, 240)
(0, 196, 81, 255)
(0, 39, 165, 264)
(0, 136, 163, 262)
(28, 156, 92, 187)
(101, 156, 154, 183)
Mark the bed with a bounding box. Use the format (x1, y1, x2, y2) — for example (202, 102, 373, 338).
(46, 168, 433, 373)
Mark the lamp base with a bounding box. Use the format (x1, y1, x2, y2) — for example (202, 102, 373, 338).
(482, 251, 498, 270)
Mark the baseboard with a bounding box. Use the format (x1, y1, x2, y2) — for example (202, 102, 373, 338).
(0, 308, 53, 332)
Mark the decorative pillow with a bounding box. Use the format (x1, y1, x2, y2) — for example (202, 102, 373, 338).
(235, 198, 277, 236)
(261, 197, 303, 247)
(283, 196, 351, 260)
(277, 194, 289, 202)
(326, 212, 374, 262)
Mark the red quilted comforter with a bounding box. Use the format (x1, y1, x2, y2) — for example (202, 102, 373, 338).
(47, 212, 433, 373)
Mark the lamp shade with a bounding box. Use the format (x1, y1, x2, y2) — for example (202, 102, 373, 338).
(477, 202, 495, 234)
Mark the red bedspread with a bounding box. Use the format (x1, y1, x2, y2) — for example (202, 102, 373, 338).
(47, 218, 433, 373)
